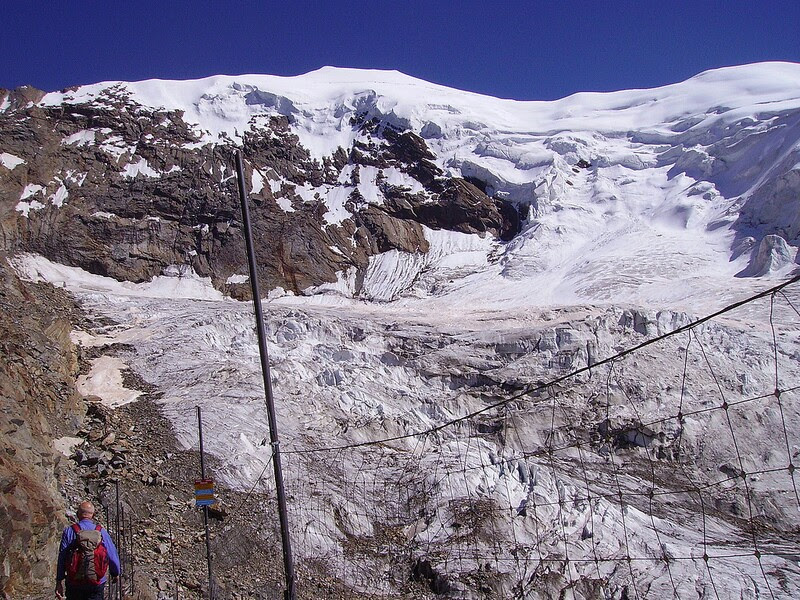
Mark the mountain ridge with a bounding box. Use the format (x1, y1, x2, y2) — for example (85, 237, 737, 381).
(5, 61, 798, 310)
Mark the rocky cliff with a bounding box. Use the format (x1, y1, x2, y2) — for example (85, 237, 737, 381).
(0, 84, 518, 301)
(0, 257, 83, 598)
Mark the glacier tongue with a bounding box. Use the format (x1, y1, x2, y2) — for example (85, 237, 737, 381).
(24, 252, 800, 598)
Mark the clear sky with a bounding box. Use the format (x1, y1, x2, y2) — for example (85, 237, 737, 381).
(3, 1, 799, 101)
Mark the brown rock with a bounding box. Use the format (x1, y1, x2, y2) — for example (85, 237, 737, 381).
(0, 259, 83, 597)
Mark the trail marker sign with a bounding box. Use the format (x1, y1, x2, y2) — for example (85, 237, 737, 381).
(194, 478, 215, 507)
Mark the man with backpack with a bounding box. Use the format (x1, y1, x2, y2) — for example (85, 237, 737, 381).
(55, 501, 121, 600)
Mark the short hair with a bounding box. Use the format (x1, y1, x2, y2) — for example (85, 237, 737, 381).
(77, 501, 96, 519)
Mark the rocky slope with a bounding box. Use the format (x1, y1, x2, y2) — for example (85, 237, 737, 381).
(0, 257, 82, 597)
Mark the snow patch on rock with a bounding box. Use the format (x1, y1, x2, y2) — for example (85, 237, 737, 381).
(121, 157, 161, 179)
(11, 254, 228, 301)
(226, 274, 249, 285)
(0, 152, 25, 170)
(62, 129, 98, 146)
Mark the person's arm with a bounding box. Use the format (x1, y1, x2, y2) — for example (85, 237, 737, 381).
(55, 526, 73, 597)
(56, 526, 74, 582)
(101, 528, 121, 577)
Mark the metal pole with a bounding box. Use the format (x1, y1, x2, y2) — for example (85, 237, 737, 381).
(102, 504, 110, 600)
(120, 505, 126, 593)
(234, 150, 296, 600)
(129, 514, 135, 596)
(169, 517, 179, 600)
(114, 482, 121, 600)
(197, 406, 214, 599)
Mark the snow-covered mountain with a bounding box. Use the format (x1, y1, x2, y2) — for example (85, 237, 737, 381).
(3, 62, 800, 306)
(1, 63, 800, 598)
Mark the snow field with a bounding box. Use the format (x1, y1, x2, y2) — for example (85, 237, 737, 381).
(40, 63, 800, 153)
(0, 151, 25, 170)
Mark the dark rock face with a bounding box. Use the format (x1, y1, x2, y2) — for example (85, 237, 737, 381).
(406, 179, 520, 241)
(0, 258, 84, 598)
(0, 94, 251, 289)
(0, 86, 520, 300)
(0, 86, 46, 112)
(411, 558, 451, 594)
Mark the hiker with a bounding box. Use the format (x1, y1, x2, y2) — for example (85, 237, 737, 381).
(55, 501, 121, 600)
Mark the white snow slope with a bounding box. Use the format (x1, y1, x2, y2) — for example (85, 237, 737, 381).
(13, 63, 800, 598)
(31, 62, 800, 309)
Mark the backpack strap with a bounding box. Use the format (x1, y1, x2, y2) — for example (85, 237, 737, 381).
(71, 523, 81, 534)
(95, 524, 102, 532)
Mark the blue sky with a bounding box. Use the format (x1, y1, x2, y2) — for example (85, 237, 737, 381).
(3, 1, 799, 100)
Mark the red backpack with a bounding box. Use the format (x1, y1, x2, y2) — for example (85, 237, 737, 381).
(65, 524, 109, 586)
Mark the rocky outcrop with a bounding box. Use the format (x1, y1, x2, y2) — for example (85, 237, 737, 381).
(0, 257, 84, 598)
(0, 87, 521, 301)
(0, 86, 46, 112)
(394, 178, 519, 241)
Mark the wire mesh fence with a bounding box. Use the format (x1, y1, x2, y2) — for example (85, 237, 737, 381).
(102, 483, 136, 600)
(146, 276, 800, 598)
